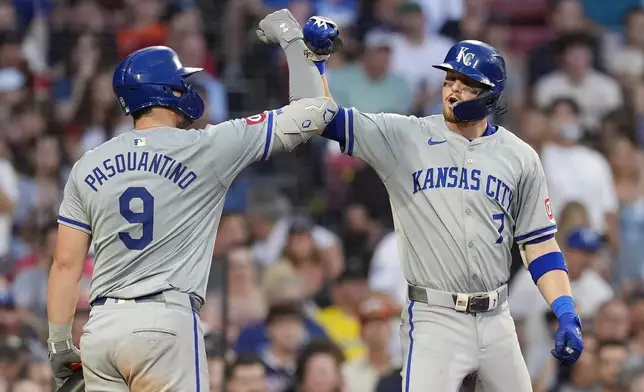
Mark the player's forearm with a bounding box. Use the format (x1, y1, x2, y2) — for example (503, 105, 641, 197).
(524, 238, 576, 315)
(322, 74, 333, 99)
(315, 75, 334, 136)
(47, 261, 83, 325)
(283, 39, 325, 101)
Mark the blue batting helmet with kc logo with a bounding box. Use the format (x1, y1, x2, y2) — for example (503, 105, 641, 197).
(112, 46, 205, 121)
(432, 40, 507, 122)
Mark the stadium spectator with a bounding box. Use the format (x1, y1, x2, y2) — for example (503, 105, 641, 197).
(539, 98, 619, 241)
(226, 354, 269, 392)
(562, 228, 615, 317)
(606, 136, 644, 286)
(597, 340, 631, 392)
(388, 1, 454, 115)
(527, 0, 603, 87)
(534, 33, 623, 131)
(314, 264, 369, 362)
(594, 300, 632, 343)
(286, 339, 345, 392)
(342, 296, 400, 392)
(326, 29, 412, 114)
(261, 303, 306, 391)
(248, 188, 343, 278)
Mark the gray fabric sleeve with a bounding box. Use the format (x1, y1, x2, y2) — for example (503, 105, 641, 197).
(283, 39, 325, 101)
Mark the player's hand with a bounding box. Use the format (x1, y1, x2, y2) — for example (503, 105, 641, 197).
(48, 339, 82, 390)
(256, 9, 303, 47)
(302, 16, 343, 62)
(551, 312, 584, 365)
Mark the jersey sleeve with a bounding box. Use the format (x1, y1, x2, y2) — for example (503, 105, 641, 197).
(513, 151, 557, 245)
(204, 110, 279, 187)
(58, 162, 92, 235)
(320, 107, 407, 179)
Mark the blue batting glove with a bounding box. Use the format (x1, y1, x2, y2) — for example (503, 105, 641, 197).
(302, 16, 343, 74)
(551, 312, 584, 365)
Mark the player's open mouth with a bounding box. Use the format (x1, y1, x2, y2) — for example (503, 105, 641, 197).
(447, 97, 459, 107)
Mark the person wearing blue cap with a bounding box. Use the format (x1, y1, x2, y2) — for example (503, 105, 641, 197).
(564, 227, 614, 317)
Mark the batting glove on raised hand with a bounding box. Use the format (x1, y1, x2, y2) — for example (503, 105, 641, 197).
(256, 9, 303, 48)
(48, 338, 82, 390)
(551, 312, 584, 365)
(302, 16, 343, 62)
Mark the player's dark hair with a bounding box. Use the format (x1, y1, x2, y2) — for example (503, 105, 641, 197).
(131, 107, 153, 121)
(225, 353, 265, 379)
(294, 339, 345, 384)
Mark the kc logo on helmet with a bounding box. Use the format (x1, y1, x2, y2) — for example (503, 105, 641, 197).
(545, 197, 554, 222)
(456, 47, 478, 67)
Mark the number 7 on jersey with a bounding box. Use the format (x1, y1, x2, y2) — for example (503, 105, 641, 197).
(492, 213, 505, 244)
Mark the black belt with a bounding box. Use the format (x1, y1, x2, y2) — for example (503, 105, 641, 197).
(91, 291, 201, 313)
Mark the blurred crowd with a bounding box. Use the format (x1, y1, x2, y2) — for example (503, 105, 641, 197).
(1, 0, 644, 391)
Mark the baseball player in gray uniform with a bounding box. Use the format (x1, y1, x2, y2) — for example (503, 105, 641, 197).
(298, 18, 585, 392)
(45, 10, 337, 392)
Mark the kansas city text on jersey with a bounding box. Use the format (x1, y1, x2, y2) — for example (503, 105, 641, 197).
(83, 152, 198, 192)
(412, 166, 513, 212)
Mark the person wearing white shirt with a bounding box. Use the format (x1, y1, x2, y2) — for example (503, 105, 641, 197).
(0, 156, 18, 271)
(539, 97, 619, 245)
(389, 2, 454, 113)
(534, 33, 623, 131)
(368, 232, 406, 306)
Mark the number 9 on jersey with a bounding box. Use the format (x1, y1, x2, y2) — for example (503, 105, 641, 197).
(118, 187, 155, 250)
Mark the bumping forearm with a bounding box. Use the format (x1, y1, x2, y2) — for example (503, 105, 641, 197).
(524, 238, 576, 316)
(322, 74, 333, 100)
(47, 263, 82, 325)
(283, 39, 325, 101)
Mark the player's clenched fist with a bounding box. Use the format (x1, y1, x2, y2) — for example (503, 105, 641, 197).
(48, 338, 82, 389)
(551, 312, 584, 365)
(302, 16, 343, 61)
(256, 9, 303, 47)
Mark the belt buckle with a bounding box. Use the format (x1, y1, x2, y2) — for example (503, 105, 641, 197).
(467, 294, 490, 313)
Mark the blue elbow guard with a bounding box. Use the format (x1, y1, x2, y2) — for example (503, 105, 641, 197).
(528, 251, 568, 284)
(551, 295, 576, 319)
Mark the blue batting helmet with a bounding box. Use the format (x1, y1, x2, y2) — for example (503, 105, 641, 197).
(432, 40, 506, 122)
(113, 46, 205, 121)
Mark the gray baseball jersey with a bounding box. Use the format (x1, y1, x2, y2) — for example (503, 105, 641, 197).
(58, 111, 283, 304)
(323, 108, 557, 293)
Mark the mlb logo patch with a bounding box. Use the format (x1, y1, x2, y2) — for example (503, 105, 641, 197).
(133, 137, 147, 147)
(545, 197, 554, 222)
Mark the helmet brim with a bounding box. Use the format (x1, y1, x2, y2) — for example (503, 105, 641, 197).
(179, 67, 203, 78)
(432, 62, 494, 88)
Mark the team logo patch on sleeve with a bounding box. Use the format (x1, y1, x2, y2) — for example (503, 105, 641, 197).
(545, 197, 554, 222)
(244, 112, 267, 125)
